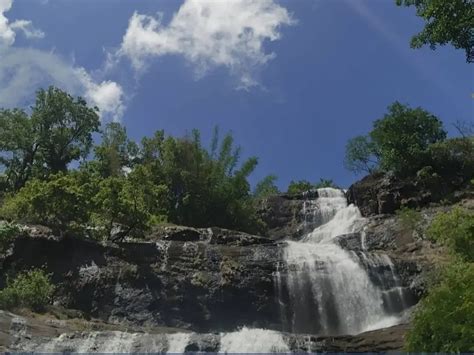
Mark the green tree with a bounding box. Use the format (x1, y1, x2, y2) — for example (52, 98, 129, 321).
(344, 135, 379, 174)
(91, 167, 168, 240)
(94, 122, 139, 177)
(0, 109, 40, 191)
(370, 102, 446, 175)
(0, 87, 100, 190)
(396, 0, 474, 62)
(427, 207, 474, 262)
(287, 180, 313, 194)
(406, 260, 474, 352)
(0, 173, 95, 234)
(428, 137, 474, 183)
(254, 175, 279, 198)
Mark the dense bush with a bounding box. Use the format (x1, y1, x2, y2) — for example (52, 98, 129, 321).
(395, 207, 421, 232)
(427, 207, 474, 262)
(406, 260, 474, 352)
(0, 173, 94, 234)
(0, 269, 54, 312)
(0, 222, 20, 254)
(427, 137, 474, 184)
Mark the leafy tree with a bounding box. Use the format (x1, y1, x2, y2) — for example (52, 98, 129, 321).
(396, 0, 474, 62)
(370, 102, 446, 175)
(0, 222, 20, 254)
(0, 109, 39, 191)
(0, 173, 95, 234)
(427, 207, 474, 261)
(287, 180, 313, 195)
(344, 135, 379, 174)
(0, 269, 54, 312)
(0, 87, 100, 190)
(91, 167, 168, 240)
(94, 122, 139, 177)
(406, 260, 474, 352)
(428, 137, 474, 182)
(254, 174, 279, 198)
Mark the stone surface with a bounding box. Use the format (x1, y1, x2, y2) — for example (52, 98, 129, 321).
(346, 171, 473, 217)
(257, 190, 320, 240)
(1, 310, 410, 352)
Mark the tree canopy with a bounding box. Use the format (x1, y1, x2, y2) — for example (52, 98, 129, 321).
(396, 0, 474, 63)
(344, 102, 448, 176)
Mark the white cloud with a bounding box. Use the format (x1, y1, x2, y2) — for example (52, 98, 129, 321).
(118, 0, 294, 88)
(0, 0, 125, 121)
(0, 0, 44, 47)
(0, 48, 126, 121)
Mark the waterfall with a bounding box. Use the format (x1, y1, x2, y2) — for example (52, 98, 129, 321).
(278, 188, 407, 335)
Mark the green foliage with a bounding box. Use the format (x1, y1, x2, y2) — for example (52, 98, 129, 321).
(427, 137, 474, 183)
(395, 207, 421, 232)
(91, 169, 168, 239)
(287, 178, 337, 194)
(345, 102, 447, 176)
(0, 87, 100, 191)
(427, 207, 474, 261)
(396, 0, 474, 63)
(0, 222, 20, 254)
(287, 180, 313, 195)
(93, 122, 139, 178)
(254, 175, 279, 198)
(0, 173, 94, 234)
(405, 260, 474, 352)
(313, 178, 337, 189)
(370, 102, 446, 175)
(0, 269, 54, 312)
(344, 135, 379, 174)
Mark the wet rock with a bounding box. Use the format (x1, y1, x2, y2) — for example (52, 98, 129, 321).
(257, 191, 320, 240)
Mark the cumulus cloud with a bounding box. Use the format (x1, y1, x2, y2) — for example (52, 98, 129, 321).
(0, 0, 44, 47)
(0, 48, 126, 121)
(0, 0, 125, 121)
(118, 0, 294, 88)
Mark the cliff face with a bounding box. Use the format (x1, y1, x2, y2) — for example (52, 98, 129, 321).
(1, 174, 464, 352)
(1, 226, 281, 332)
(346, 171, 472, 216)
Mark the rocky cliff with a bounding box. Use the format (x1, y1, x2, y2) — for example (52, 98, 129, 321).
(1, 173, 465, 352)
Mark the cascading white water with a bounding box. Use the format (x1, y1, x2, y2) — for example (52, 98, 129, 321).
(219, 327, 289, 353)
(280, 188, 403, 335)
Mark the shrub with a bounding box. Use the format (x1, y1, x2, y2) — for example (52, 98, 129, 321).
(0, 173, 94, 234)
(427, 137, 474, 183)
(395, 206, 421, 232)
(287, 180, 313, 195)
(0, 269, 54, 312)
(405, 260, 474, 352)
(427, 207, 474, 262)
(0, 221, 20, 254)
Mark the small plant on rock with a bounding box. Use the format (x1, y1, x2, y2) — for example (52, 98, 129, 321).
(0, 269, 54, 312)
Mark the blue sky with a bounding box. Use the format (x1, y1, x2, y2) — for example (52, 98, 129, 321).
(1, 0, 472, 189)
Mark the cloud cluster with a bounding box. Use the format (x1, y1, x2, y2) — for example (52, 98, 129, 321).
(0, 0, 44, 47)
(118, 0, 294, 88)
(0, 0, 124, 121)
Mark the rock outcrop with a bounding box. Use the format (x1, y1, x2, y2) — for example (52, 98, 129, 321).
(1, 310, 410, 352)
(0, 226, 281, 332)
(257, 190, 319, 240)
(346, 171, 473, 216)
